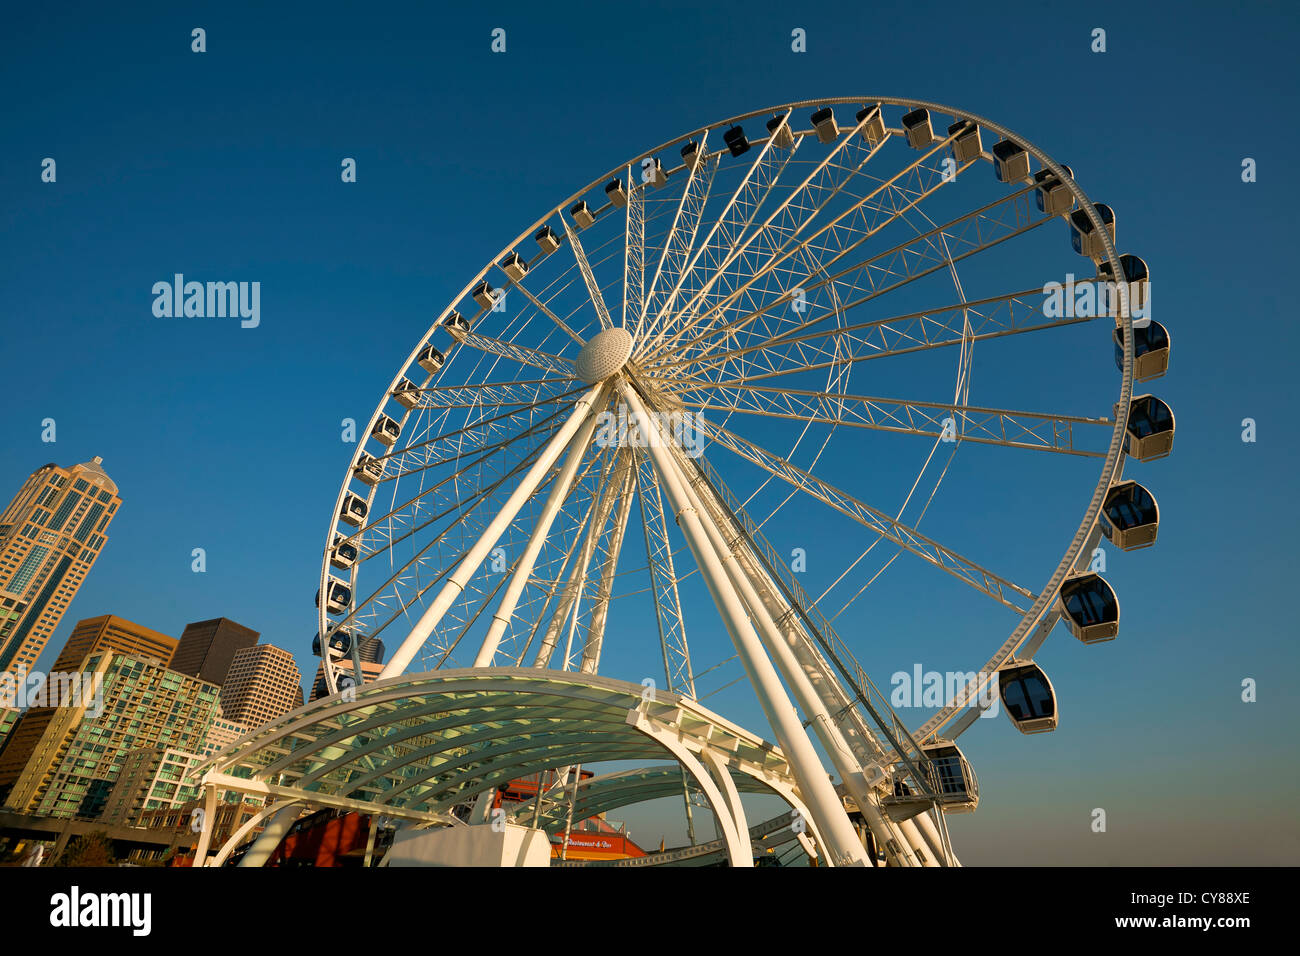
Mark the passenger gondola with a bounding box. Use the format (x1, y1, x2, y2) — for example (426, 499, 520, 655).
(680, 140, 704, 170)
(991, 138, 1030, 184)
(855, 104, 886, 145)
(642, 157, 667, 187)
(921, 740, 979, 812)
(535, 224, 560, 255)
(500, 251, 528, 281)
(948, 120, 981, 163)
(766, 115, 794, 149)
(443, 310, 469, 334)
(1101, 480, 1159, 550)
(811, 106, 838, 143)
(998, 660, 1058, 734)
(352, 453, 384, 486)
(417, 343, 445, 374)
(570, 200, 595, 229)
(604, 177, 628, 207)
(1097, 253, 1150, 316)
(902, 108, 933, 149)
(330, 534, 358, 571)
(339, 493, 368, 527)
(390, 378, 420, 410)
(724, 125, 750, 157)
(472, 281, 499, 311)
(1069, 203, 1116, 262)
(1034, 164, 1075, 216)
(317, 579, 353, 616)
(1122, 394, 1175, 461)
(313, 628, 353, 659)
(1057, 572, 1120, 643)
(1112, 320, 1171, 381)
(370, 415, 401, 447)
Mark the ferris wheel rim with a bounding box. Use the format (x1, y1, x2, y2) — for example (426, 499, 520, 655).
(315, 96, 1136, 765)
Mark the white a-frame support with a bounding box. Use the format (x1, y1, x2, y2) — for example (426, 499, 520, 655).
(619, 381, 870, 867)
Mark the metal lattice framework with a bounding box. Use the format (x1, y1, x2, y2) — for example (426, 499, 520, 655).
(291, 97, 1169, 867)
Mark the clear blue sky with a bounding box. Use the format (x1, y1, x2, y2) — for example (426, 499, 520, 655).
(2, 0, 1297, 863)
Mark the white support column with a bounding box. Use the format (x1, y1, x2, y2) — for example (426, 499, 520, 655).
(898, 818, 938, 867)
(192, 783, 218, 866)
(915, 808, 959, 866)
(382, 383, 606, 679)
(475, 410, 602, 666)
(236, 804, 302, 868)
(665, 442, 921, 866)
(620, 381, 870, 867)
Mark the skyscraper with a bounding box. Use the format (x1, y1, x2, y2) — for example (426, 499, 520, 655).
(0, 457, 121, 672)
(169, 617, 259, 686)
(218, 644, 302, 727)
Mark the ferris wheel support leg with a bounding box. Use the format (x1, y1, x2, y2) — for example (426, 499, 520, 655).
(898, 818, 939, 867)
(620, 381, 870, 867)
(474, 410, 603, 667)
(381, 383, 608, 679)
(915, 808, 959, 866)
(663, 444, 921, 867)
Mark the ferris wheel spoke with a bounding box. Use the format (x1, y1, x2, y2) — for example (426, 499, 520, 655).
(339, 424, 566, 638)
(635, 447, 696, 697)
(622, 165, 646, 331)
(659, 123, 963, 365)
(681, 387, 1111, 456)
(562, 216, 615, 332)
(533, 444, 621, 669)
(579, 450, 638, 674)
(648, 182, 1044, 379)
(454, 326, 576, 378)
(698, 419, 1036, 612)
(640, 133, 719, 340)
(640, 127, 801, 355)
(506, 276, 587, 347)
(664, 285, 1093, 392)
(411, 378, 582, 412)
(378, 392, 579, 494)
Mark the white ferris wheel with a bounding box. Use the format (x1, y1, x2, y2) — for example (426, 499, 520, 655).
(311, 97, 1173, 867)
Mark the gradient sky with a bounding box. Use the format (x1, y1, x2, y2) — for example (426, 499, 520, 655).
(2, 1, 1297, 863)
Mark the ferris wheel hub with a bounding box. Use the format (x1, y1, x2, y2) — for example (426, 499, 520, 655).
(574, 326, 634, 384)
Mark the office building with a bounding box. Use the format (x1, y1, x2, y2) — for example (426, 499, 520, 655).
(202, 711, 250, 758)
(1, 650, 218, 817)
(101, 746, 206, 825)
(169, 617, 259, 686)
(0, 614, 176, 795)
(0, 457, 122, 672)
(218, 644, 301, 727)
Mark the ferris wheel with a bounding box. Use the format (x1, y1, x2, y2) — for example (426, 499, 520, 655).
(313, 97, 1173, 866)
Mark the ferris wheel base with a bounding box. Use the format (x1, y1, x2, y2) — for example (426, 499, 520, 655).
(382, 822, 552, 867)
